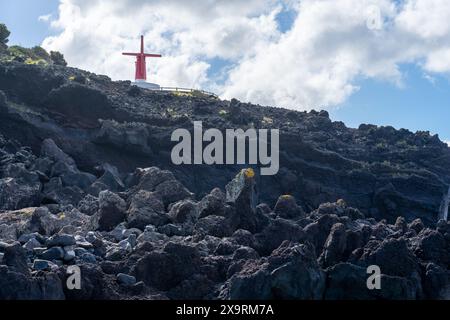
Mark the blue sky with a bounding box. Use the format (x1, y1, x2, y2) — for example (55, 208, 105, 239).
(0, 0, 58, 47)
(1, 0, 450, 142)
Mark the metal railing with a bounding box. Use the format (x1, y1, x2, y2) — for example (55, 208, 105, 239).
(157, 86, 219, 98)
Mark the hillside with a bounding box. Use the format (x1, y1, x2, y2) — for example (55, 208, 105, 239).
(0, 60, 449, 300)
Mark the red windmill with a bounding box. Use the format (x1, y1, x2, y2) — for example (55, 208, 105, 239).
(122, 35, 161, 82)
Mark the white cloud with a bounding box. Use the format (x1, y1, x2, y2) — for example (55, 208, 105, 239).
(41, 0, 450, 110)
(38, 14, 52, 22)
(42, 0, 280, 89)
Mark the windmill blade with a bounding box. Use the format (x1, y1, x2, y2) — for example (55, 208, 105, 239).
(144, 54, 162, 57)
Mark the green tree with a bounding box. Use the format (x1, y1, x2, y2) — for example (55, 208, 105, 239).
(0, 23, 10, 45)
(0, 23, 10, 53)
(50, 51, 67, 66)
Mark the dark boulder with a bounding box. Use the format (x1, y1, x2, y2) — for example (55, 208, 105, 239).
(198, 188, 225, 218)
(133, 242, 201, 291)
(40, 139, 75, 167)
(273, 195, 305, 219)
(0, 177, 41, 210)
(254, 218, 306, 256)
(325, 263, 417, 300)
(225, 168, 259, 233)
(221, 241, 325, 299)
(412, 229, 449, 266)
(3, 242, 29, 275)
(127, 190, 169, 229)
(319, 223, 347, 268)
(0, 266, 65, 300)
(168, 199, 198, 224)
(93, 190, 126, 231)
(422, 263, 450, 299)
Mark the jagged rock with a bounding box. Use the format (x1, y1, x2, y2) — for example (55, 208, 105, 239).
(3, 242, 29, 275)
(254, 218, 306, 256)
(45, 84, 113, 128)
(232, 246, 259, 260)
(79, 252, 97, 264)
(136, 225, 168, 244)
(158, 223, 185, 237)
(214, 239, 239, 255)
(325, 263, 417, 300)
(40, 139, 75, 167)
(255, 203, 272, 217)
(225, 168, 259, 233)
(319, 223, 347, 268)
(18, 232, 46, 245)
(0, 208, 36, 241)
(63, 264, 120, 300)
(129, 167, 192, 207)
(304, 214, 340, 253)
(231, 229, 255, 247)
(168, 274, 216, 300)
(154, 179, 193, 207)
(198, 188, 225, 218)
(273, 195, 305, 219)
(422, 263, 450, 299)
(0, 266, 65, 300)
(93, 190, 126, 231)
(221, 241, 325, 299)
(94, 163, 124, 192)
(60, 169, 96, 190)
(314, 201, 365, 221)
(87, 181, 110, 197)
(194, 215, 236, 239)
(127, 190, 168, 229)
(117, 273, 136, 286)
(28, 207, 88, 236)
(105, 246, 127, 261)
(42, 177, 84, 206)
(411, 229, 449, 266)
(168, 199, 198, 224)
(408, 218, 424, 234)
(31, 157, 54, 176)
(133, 242, 201, 291)
(394, 216, 408, 233)
(40, 247, 64, 261)
(130, 167, 175, 191)
(95, 120, 152, 155)
(0, 177, 41, 210)
(1, 60, 450, 300)
(0, 223, 18, 242)
(78, 194, 99, 216)
(358, 238, 420, 277)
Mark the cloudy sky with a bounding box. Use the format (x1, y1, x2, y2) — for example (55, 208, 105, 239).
(1, 0, 450, 141)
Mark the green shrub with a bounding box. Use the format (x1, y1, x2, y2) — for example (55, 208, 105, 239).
(50, 51, 67, 66)
(0, 23, 10, 45)
(31, 46, 51, 62)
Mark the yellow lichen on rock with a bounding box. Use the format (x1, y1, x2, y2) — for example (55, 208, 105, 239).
(244, 168, 255, 179)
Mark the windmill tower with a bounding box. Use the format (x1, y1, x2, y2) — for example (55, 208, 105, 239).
(123, 35, 161, 89)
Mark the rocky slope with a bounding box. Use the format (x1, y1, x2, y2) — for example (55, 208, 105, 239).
(0, 61, 449, 300)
